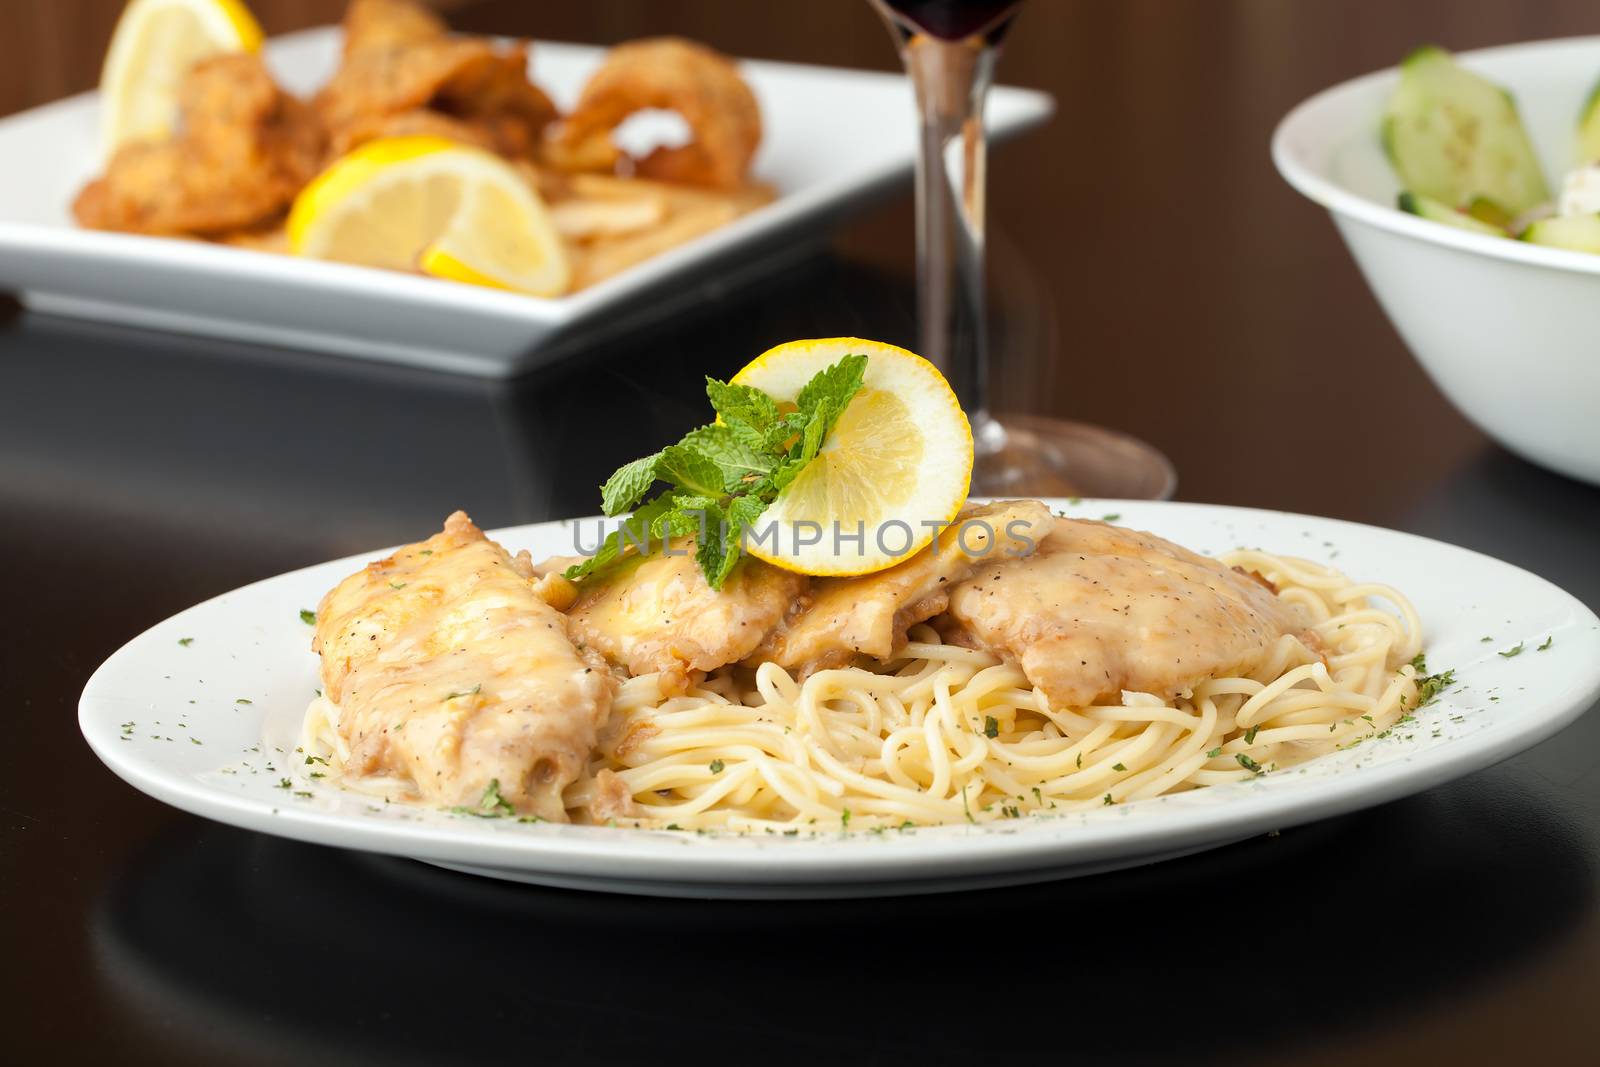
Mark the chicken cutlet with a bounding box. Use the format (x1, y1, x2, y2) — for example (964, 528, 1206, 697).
(315, 0, 557, 160)
(943, 517, 1310, 708)
(74, 53, 324, 236)
(749, 500, 1053, 674)
(313, 511, 613, 821)
(562, 538, 807, 689)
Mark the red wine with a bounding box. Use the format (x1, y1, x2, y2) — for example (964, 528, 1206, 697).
(877, 0, 1022, 43)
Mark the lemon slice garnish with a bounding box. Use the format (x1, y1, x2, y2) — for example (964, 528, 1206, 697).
(731, 337, 973, 577)
(288, 136, 571, 297)
(99, 0, 264, 158)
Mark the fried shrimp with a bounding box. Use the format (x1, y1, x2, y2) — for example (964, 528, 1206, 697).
(547, 37, 761, 189)
(73, 53, 324, 236)
(315, 0, 558, 160)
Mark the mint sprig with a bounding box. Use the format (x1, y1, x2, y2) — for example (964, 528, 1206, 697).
(566, 353, 869, 589)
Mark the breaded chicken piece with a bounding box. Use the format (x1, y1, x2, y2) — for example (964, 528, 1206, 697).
(749, 500, 1053, 674)
(315, 0, 557, 160)
(74, 53, 325, 236)
(943, 517, 1310, 708)
(342, 0, 447, 58)
(313, 511, 613, 821)
(563, 538, 807, 689)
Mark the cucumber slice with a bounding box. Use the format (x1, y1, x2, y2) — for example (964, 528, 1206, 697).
(1464, 195, 1514, 228)
(1520, 214, 1600, 252)
(1398, 190, 1508, 236)
(1383, 45, 1550, 215)
(1579, 76, 1600, 162)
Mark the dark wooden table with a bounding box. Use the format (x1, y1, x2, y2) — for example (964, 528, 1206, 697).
(5, 1, 1600, 1063)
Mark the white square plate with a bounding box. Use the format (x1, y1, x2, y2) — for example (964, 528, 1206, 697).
(0, 27, 1052, 378)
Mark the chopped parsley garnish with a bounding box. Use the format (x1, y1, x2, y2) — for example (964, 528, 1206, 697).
(304, 754, 328, 766)
(567, 354, 868, 590)
(1102, 793, 1114, 806)
(1480, 636, 1493, 643)
(443, 683, 483, 701)
(709, 759, 725, 774)
(983, 715, 1000, 739)
(1499, 643, 1524, 658)
(1243, 725, 1259, 745)
(389, 581, 407, 590)
(177, 637, 193, 647)
(1111, 762, 1126, 772)
(840, 808, 851, 829)
(276, 778, 291, 789)
(190, 738, 202, 746)
(1236, 753, 1264, 775)
(1414, 668, 1457, 708)
(299, 609, 316, 625)
(235, 698, 252, 705)
(1206, 747, 1223, 758)
(1409, 652, 1428, 673)
(1100, 513, 1121, 523)
(451, 778, 515, 818)
(1076, 752, 1083, 769)
(1538, 636, 1554, 651)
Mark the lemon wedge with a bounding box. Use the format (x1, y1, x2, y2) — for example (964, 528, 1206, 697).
(731, 337, 973, 577)
(99, 0, 264, 157)
(288, 136, 571, 297)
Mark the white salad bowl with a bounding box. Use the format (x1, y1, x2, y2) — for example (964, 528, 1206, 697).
(1273, 36, 1600, 487)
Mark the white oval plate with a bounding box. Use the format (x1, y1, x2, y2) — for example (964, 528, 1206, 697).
(80, 500, 1600, 898)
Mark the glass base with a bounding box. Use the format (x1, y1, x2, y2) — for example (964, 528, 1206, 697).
(971, 414, 1177, 500)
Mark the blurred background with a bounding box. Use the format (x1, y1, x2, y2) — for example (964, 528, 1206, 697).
(9, 0, 1600, 512)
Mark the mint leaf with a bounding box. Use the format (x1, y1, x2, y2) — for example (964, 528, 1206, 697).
(693, 501, 733, 589)
(649, 493, 718, 540)
(564, 495, 675, 582)
(678, 423, 774, 490)
(657, 444, 725, 498)
(795, 352, 867, 440)
(794, 406, 827, 465)
(599, 452, 661, 516)
(705, 377, 779, 430)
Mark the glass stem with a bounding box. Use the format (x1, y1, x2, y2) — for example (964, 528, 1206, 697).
(902, 32, 1001, 452)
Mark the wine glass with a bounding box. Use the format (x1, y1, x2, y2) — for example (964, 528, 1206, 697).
(870, 0, 1176, 498)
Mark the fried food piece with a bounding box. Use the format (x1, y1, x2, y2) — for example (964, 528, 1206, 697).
(330, 108, 501, 153)
(547, 37, 762, 188)
(316, 0, 557, 160)
(749, 501, 1053, 674)
(563, 177, 774, 288)
(561, 537, 808, 690)
(342, 0, 446, 58)
(942, 517, 1311, 708)
(313, 511, 615, 821)
(74, 54, 324, 236)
